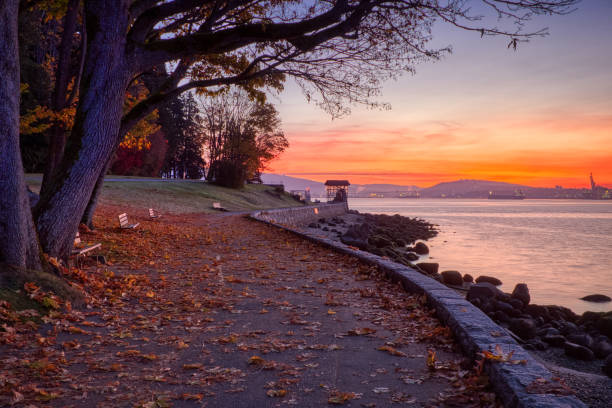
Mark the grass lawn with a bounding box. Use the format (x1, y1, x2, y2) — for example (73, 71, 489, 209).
(25, 174, 304, 214)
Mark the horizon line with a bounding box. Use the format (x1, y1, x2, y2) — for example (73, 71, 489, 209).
(265, 172, 610, 190)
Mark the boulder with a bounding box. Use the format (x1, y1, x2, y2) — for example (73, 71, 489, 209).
(462, 273, 474, 283)
(564, 342, 595, 360)
(412, 242, 429, 255)
(509, 318, 537, 340)
(307, 222, 319, 228)
(548, 305, 578, 323)
(369, 235, 394, 248)
(494, 310, 511, 323)
(475, 275, 502, 286)
(593, 339, 612, 359)
(596, 316, 612, 339)
(526, 304, 551, 321)
(470, 298, 482, 308)
(566, 333, 594, 350)
(498, 301, 521, 317)
(508, 298, 524, 311)
(341, 222, 372, 249)
(539, 327, 561, 337)
(542, 334, 567, 347)
(580, 311, 602, 324)
(441, 270, 463, 286)
(525, 339, 548, 351)
(467, 283, 503, 303)
(416, 262, 438, 275)
(480, 299, 495, 314)
(580, 294, 611, 303)
(603, 354, 612, 377)
(404, 252, 419, 261)
(559, 321, 579, 336)
(511, 283, 530, 306)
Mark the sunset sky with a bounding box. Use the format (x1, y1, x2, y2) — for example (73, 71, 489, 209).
(269, 0, 612, 188)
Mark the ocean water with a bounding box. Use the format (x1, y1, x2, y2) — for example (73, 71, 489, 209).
(348, 198, 612, 315)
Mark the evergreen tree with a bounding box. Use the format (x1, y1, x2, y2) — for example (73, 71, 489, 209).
(160, 93, 206, 179)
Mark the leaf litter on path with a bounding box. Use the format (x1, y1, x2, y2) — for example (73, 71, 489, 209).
(0, 206, 502, 407)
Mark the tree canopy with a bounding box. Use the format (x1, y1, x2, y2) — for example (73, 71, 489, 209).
(1, 0, 579, 274)
(202, 90, 288, 187)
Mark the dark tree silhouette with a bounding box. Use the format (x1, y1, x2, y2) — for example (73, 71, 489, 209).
(160, 93, 207, 180)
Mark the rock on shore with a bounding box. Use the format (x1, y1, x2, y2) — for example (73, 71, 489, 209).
(581, 294, 612, 303)
(314, 211, 439, 268)
(465, 282, 612, 377)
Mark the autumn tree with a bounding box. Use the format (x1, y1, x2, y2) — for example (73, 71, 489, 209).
(1, 0, 578, 274)
(18, 4, 60, 173)
(202, 90, 288, 187)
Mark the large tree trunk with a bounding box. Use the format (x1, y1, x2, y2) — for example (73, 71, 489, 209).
(40, 0, 82, 198)
(0, 0, 42, 272)
(35, 0, 132, 260)
(81, 158, 110, 229)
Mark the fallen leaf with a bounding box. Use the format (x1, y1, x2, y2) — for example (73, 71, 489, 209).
(378, 345, 406, 357)
(183, 363, 203, 370)
(347, 327, 376, 336)
(248, 355, 265, 365)
(427, 349, 436, 370)
(328, 391, 358, 405)
(266, 389, 287, 397)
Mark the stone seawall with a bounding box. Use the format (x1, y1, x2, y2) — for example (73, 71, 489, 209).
(252, 202, 348, 226)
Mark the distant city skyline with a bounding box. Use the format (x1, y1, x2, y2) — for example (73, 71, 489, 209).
(268, 0, 612, 188)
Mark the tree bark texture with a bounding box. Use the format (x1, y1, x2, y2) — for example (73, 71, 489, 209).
(0, 0, 42, 272)
(80, 158, 110, 229)
(40, 0, 82, 198)
(35, 0, 132, 260)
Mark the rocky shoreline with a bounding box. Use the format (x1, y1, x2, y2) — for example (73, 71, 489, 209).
(305, 210, 612, 406)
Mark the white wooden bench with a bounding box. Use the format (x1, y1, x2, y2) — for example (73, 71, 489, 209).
(118, 213, 140, 229)
(72, 232, 102, 256)
(212, 202, 228, 212)
(149, 208, 162, 219)
(71, 232, 101, 267)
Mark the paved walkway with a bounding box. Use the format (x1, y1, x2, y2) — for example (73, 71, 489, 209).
(0, 209, 495, 407)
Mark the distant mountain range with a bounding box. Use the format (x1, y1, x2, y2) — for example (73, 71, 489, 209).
(418, 179, 587, 199)
(261, 174, 591, 199)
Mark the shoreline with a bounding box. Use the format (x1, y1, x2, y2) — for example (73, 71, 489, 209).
(304, 210, 612, 405)
(344, 197, 612, 315)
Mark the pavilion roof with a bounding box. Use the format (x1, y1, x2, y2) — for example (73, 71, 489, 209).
(324, 180, 350, 186)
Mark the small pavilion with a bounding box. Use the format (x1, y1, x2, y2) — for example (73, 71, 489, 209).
(324, 180, 350, 202)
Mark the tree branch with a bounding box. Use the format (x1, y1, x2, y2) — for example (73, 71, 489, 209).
(132, 0, 354, 71)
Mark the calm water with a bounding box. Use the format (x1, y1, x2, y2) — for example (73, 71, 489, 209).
(348, 198, 612, 315)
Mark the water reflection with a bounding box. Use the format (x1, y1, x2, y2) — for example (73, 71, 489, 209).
(349, 199, 612, 315)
